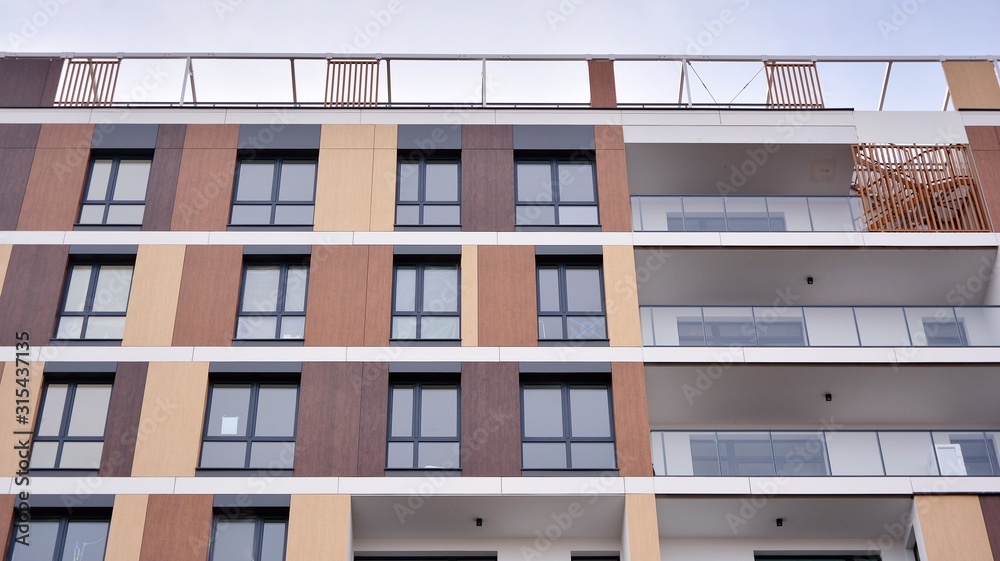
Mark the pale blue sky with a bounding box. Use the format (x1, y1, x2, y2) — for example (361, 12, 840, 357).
(1, 0, 997, 110)
(2, 0, 998, 55)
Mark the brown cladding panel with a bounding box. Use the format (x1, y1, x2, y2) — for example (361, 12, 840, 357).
(36, 123, 93, 148)
(171, 246, 242, 346)
(612, 362, 652, 476)
(462, 149, 515, 232)
(294, 362, 362, 477)
(478, 246, 537, 346)
(588, 60, 618, 108)
(971, 146, 1000, 232)
(596, 147, 633, 232)
(364, 246, 393, 346)
(356, 362, 389, 476)
(138, 495, 213, 561)
(170, 125, 239, 231)
(305, 246, 368, 346)
(0, 245, 68, 345)
(0, 149, 35, 229)
(968, 126, 1000, 151)
(0, 58, 62, 107)
(461, 362, 522, 476)
(0, 495, 14, 561)
(100, 362, 148, 477)
(0, 124, 41, 148)
(462, 125, 513, 150)
(142, 125, 187, 231)
(595, 124, 625, 151)
(982, 495, 1000, 561)
(17, 124, 94, 231)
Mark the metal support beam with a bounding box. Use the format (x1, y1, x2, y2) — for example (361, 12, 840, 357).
(878, 61, 892, 111)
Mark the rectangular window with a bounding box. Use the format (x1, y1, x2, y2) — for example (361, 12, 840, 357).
(396, 158, 461, 226)
(537, 264, 606, 340)
(31, 382, 112, 470)
(516, 159, 598, 226)
(387, 383, 460, 470)
(391, 263, 460, 340)
(236, 262, 309, 340)
(55, 263, 134, 340)
(200, 382, 298, 470)
(78, 157, 151, 226)
(209, 515, 287, 561)
(521, 383, 616, 470)
(230, 158, 317, 226)
(8, 517, 110, 561)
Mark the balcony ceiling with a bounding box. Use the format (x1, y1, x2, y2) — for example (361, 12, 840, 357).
(646, 364, 1000, 427)
(657, 497, 913, 539)
(352, 495, 625, 539)
(634, 247, 997, 306)
(625, 143, 856, 196)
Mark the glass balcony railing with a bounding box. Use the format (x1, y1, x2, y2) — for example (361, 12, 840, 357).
(631, 195, 864, 232)
(640, 306, 1000, 347)
(651, 430, 1000, 477)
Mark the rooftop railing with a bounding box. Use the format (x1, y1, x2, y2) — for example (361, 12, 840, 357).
(1, 53, 997, 110)
(651, 429, 1000, 477)
(631, 195, 864, 232)
(639, 305, 1000, 347)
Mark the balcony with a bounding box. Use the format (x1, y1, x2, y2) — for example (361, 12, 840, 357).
(631, 195, 863, 232)
(640, 305, 1000, 347)
(651, 429, 1000, 477)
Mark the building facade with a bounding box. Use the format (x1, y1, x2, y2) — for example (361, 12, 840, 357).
(0, 54, 998, 561)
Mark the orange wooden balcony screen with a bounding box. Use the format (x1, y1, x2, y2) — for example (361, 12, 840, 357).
(765, 62, 825, 109)
(55, 59, 120, 106)
(852, 143, 992, 232)
(324, 60, 380, 107)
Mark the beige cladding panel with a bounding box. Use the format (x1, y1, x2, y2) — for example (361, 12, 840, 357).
(461, 245, 479, 346)
(122, 245, 187, 346)
(315, 148, 375, 231)
(624, 494, 661, 561)
(916, 495, 995, 561)
(370, 148, 397, 231)
(320, 124, 375, 149)
(105, 495, 148, 561)
(604, 245, 643, 346)
(0, 361, 43, 476)
(130, 362, 209, 476)
(943, 61, 1000, 109)
(286, 495, 352, 561)
(0, 245, 11, 294)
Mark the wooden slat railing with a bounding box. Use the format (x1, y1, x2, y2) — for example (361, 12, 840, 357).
(324, 60, 379, 107)
(852, 144, 992, 232)
(765, 62, 825, 109)
(55, 58, 120, 106)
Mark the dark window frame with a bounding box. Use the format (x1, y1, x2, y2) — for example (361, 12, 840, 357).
(230, 156, 318, 227)
(536, 262, 607, 341)
(208, 513, 288, 561)
(391, 261, 461, 341)
(7, 514, 111, 561)
(386, 381, 461, 470)
(236, 261, 310, 341)
(515, 158, 599, 227)
(32, 380, 113, 470)
(520, 382, 617, 470)
(77, 155, 152, 227)
(54, 260, 135, 342)
(395, 156, 462, 227)
(755, 557, 881, 561)
(199, 381, 300, 471)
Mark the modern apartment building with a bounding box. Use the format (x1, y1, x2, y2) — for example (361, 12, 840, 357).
(0, 53, 998, 561)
